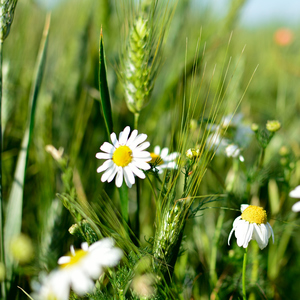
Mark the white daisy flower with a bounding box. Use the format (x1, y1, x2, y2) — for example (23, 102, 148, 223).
(225, 144, 244, 162)
(96, 126, 151, 188)
(149, 146, 179, 173)
(289, 185, 300, 212)
(228, 204, 274, 250)
(35, 239, 123, 300)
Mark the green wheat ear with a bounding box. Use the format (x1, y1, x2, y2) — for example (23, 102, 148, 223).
(0, 0, 18, 42)
(122, 17, 152, 115)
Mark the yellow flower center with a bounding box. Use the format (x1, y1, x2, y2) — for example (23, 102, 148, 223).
(113, 145, 133, 167)
(241, 205, 267, 224)
(60, 249, 88, 268)
(150, 153, 164, 166)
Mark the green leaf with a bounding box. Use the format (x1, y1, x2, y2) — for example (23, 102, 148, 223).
(99, 28, 113, 137)
(4, 14, 50, 285)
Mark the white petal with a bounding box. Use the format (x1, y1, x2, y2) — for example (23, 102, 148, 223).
(228, 228, 235, 245)
(119, 126, 130, 145)
(101, 164, 117, 182)
(135, 141, 150, 151)
(100, 142, 114, 154)
(115, 168, 124, 187)
(96, 152, 111, 160)
(130, 133, 147, 149)
(232, 216, 242, 227)
(243, 223, 254, 248)
(49, 271, 70, 300)
(253, 223, 266, 249)
(154, 145, 161, 154)
(292, 201, 300, 212)
(126, 129, 138, 146)
(110, 132, 119, 147)
(107, 165, 118, 182)
(81, 242, 89, 251)
(160, 147, 169, 158)
(70, 270, 94, 296)
(289, 185, 300, 198)
(83, 263, 103, 280)
(235, 220, 250, 248)
(131, 159, 151, 170)
(240, 204, 249, 212)
(128, 163, 146, 179)
(132, 150, 151, 158)
(124, 166, 135, 187)
(89, 238, 114, 252)
(165, 152, 179, 161)
(70, 245, 75, 256)
(57, 256, 71, 265)
(90, 248, 123, 267)
(97, 159, 113, 173)
(165, 161, 177, 169)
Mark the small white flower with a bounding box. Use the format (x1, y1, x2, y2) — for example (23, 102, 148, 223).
(228, 204, 274, 250)
(35, 239, 122, 300)
(289, 185, 300, 212)
(225, 144, 244, 162)
(96, 126, 151, 188)
(149, 146, 179, 173)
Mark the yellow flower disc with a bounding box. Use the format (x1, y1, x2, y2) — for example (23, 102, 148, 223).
(150, 153, 164, 166)
(241, 205, 267, 224)
(113, 145, 133, 167)
(61, 249, 88, 268)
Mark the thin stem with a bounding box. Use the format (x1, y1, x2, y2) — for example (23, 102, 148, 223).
(242, 247, 248, 300)
(210, 209, 225, 287)
(249, 243, 259, 300)
(134, 112, 140, 241)
(134, 112, 139, 130)
(257, 148, 265, 171)
(135, 177, 140, 241)
(0, 40, 5, 300)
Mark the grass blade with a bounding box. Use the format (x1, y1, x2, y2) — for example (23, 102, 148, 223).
(99, 28, 113, 137)
(98, 29, 129, 225)
(4, 14, 51, 286)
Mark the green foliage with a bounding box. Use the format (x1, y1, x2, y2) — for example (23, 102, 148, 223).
(0, 0, 299, 300)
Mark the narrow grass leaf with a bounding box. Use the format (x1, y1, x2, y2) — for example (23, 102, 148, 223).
(4, 14, 50, 284)
(99, 28, 113, 137)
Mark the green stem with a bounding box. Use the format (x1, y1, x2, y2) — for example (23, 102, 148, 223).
(0, 40, 6, 300)
(135, 177, 140, 242)
(209, 209, 225, 287)
(119, 185, 129, 224)
(249, 243, 259, 300)
(134, 112, 139, 130)
(134, 112, 140, 240)
(257, 148, 265, 171)
(242, 247, 248, 300)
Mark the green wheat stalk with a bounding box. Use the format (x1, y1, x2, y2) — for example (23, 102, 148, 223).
(0, 1, 18, 298)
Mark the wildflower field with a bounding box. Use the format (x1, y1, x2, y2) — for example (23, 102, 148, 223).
(1, 0, 300, 299)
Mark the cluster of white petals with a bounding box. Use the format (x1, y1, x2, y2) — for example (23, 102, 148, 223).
(150, 146, 179, 173)
(289, 185, 300, 212)
(228, 204, 274, 250)
(34, 239, 122, 300)
(96, 126, 151, 188)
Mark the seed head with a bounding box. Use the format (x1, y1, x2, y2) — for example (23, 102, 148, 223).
(0, 0, 18, 42)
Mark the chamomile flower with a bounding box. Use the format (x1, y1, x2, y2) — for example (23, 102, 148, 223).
(225, 144, 244, 162)
(96, 126, 151, 188)
(289, 185, 300, 212)
(228, 204, 274, 250)
(149, 146, 179, 173)
(35, 239, 122, 300)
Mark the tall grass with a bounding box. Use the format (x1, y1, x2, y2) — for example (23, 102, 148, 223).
(0, 0, 299, 299)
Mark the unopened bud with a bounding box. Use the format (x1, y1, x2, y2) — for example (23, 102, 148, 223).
(266, 120, 281, 132)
